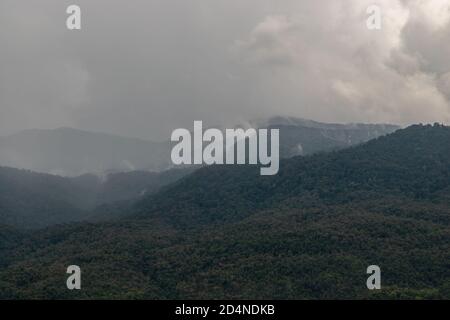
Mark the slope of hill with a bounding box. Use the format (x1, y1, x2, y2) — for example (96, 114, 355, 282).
(95, 168, 194, 204)
(131, 123, 448, 228)
(0, 127, 170, 176)
(87, 167, 196, 221)
(0, 167, 92, 229)
(0, 124, 448, 299)
(0, 167, 193, 229)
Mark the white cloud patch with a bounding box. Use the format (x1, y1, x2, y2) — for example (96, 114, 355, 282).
(233, 0, 450, 125)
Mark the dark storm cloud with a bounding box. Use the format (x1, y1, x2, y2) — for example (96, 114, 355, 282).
(1, 0, 450, 140)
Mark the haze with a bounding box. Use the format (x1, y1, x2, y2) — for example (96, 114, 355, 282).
(1, 0, 450, 141)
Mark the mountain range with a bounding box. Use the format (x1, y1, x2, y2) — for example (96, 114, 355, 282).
(0, 117, 399, 176)
(0, 123, 448, 299)
(0, 117, 399, 229)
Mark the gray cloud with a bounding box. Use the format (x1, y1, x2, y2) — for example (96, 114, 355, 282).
(1, 0, 450, 141)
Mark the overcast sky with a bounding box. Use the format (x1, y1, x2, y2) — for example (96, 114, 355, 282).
(1, 0, 450, 140)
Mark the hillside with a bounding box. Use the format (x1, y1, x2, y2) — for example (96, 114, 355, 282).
(132, 124, 450, 228)
(0, 225, 24, 268)
(0, 167, 92, 229)
(0, 167, 192, 229)
(0, 124, 449, 299)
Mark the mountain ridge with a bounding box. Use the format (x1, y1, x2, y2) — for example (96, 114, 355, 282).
(0, 117, 400, 176)
(0, 124, 449, 299)
(130, 124, 448, 228)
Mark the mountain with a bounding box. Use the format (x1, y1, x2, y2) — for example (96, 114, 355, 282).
(255, 116, 400, 157)
(97, 169, 194, 203)
(0, 124, 449, 299)
(0, 167, 92, 229)
(0, 127, 171, 176)
(0, 167, 193, 229)
(0, 119, 398, 176)
(132, 122, 437, 229)
(87, 167, 197, 221)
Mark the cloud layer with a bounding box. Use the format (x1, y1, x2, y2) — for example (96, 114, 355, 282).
(1, 0, 450, 140)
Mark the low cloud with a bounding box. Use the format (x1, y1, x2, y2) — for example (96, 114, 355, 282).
(233, 0, 450, 125)
(1, 0, 450, 140)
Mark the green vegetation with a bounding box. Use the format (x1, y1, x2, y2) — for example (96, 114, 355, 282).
(0, 167, 192, 228)
(0, 124, 449, 299)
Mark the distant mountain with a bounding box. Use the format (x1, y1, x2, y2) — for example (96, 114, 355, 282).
(0, 119, 399, 176)
(1, 124, 449, 299)
(0, 127, 171, 176)
(254, 116, 400, 157)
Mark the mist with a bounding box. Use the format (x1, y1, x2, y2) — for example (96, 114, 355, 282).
(1, 0, 450, 141)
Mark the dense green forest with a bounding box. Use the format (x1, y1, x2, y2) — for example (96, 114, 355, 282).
(0, 124, 449, 299)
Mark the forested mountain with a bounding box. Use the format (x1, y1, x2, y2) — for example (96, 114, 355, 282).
(0, 167, 192, 229)
(94, 168, 194, 204)
(256, 116, 400, 157)
(87, 168, 196, 221)
(0, 124, 448, 299)
(0, 118, 398, 176)
(0, 167, 92, 229)
(132, 123, 448, 228)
